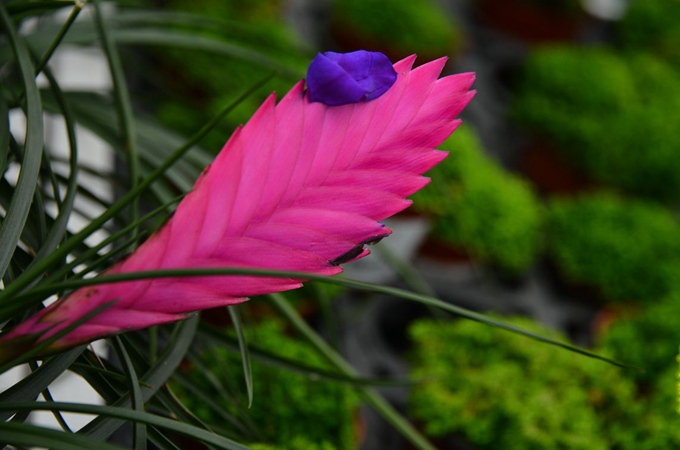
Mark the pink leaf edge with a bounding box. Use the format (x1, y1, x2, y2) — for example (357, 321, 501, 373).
(3, 55, 476, 351)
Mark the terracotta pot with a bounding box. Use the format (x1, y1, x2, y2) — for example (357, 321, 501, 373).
(479, 0, 584, 42)
(591, 302, 641, 340)
(520, 139, 592, 196)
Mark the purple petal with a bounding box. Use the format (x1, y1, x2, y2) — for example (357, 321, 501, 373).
(307, 50, 398, 106)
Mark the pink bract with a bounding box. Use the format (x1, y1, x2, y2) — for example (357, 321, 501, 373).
(2, 55, 475, 352)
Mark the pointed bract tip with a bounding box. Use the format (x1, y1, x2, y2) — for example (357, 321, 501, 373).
(394, 54, 417, 72)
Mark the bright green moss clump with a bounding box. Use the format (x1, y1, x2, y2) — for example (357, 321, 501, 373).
(333, 0, 463, 58)
(413, 125, 543, 273)
(409, 317, 634, 450)
(548, 193, 680, 302)
(599, 294, 680, 385)
(516, 46, 680, 200)
(177, 321, 357, 450)
(250, 439, 337, 450)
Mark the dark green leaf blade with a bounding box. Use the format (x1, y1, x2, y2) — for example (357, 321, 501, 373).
(0, 4, 45, 280)
(227, 305, 253, 408)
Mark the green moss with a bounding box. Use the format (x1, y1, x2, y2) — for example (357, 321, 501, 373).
(176, 321, 357, 450)
(548, 193, 680, 302)
(599, 294, 680, 385)
(413, 125, 544, 273)
(249, 438, 337, 450)
(604, 368, 680, 450)
(409, 317, 634, 450)
(516, 46, 680, 200)
(333, 0, 463, 58)
(618, 0, 680, 67)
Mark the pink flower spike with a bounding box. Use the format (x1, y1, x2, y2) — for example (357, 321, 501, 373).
(0, 55, 476, 356)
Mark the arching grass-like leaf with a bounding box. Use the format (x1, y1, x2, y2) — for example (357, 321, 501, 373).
(0, 421, 125, 450)
(0, 401, 251, 450)
(78, 317, 198, 441)
(93, 0, 141, 243)
(199, 325, 424, 388)
(4, 267, 635, 370)
(268, 292, 438, 450)
(0, 4, 45, 280)
(112, 337, 146, 450)
(227, 306, 253, 408)
(0, 346, 85, 421)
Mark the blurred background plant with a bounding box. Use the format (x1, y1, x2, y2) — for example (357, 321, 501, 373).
(2, 0, 680, 449)
(412, 125, 544, 274)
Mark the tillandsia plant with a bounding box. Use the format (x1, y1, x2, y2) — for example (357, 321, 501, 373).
(0, 49, 478, 357)
(0, 2, 631, 450)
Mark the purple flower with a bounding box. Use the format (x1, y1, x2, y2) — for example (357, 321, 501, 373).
(307, 50, 398, 106)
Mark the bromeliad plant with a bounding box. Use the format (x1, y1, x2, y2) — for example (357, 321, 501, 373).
(0, 2, 628, 449)
(1, 48, 478, 356)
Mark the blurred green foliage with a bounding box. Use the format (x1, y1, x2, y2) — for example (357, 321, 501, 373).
(618, 0, 680, 67)
(516, 46, 680, 200)
(152, 0, 309, 152)
(599, 294, 680, 385)
(547, 192, 680, 302)
(332, 0, 462, 59)
(250, 438, 337, 450)
(409, 317, 635, 450)
(410, 317, 680, 450)
(413, 125, 543, 273)
(177, 321, 357, 450)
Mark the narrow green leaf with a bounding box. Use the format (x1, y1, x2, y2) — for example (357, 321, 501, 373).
(227, 305, 253, 408)
(155, 387, 223, 450)
(199, 325, 423, 388)
(0, 347, 85, 421)
(147, 427, 182, 450)
(26, 66, 79, 271)
(112, 337, 146, 450)
(0, 421, 125, 450)
(34, 2, 84, 76)
(42, 195, 181, 285)
(268, 293, 438, 450)
(0, 402, 251, 450)
(6, 267, 632, 369)
(171, 370, 254, 439)
(0, 96, 9, 177)
(69, 353, 182, 450)
(70, 362, 150, 387)
(28, 363, 73, 432)
(78, 318, 198, 441)
(92, 0, 140, 243)
(0, 4, 45, 280)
